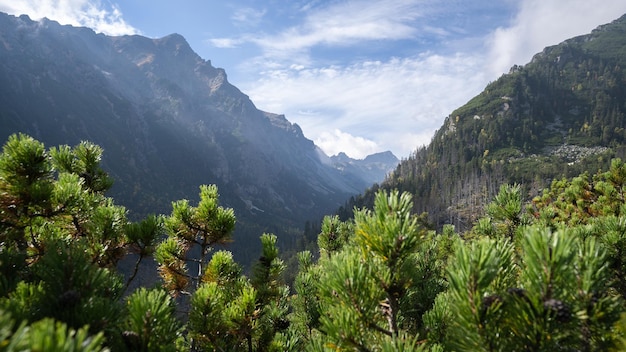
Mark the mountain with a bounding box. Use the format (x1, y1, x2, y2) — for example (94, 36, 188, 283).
(340, 13, 626, 231)
(0, 13, 384, 260)
(328, 151, 399, 189)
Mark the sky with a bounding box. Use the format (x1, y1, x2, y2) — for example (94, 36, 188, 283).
(2, 1, 626, 159)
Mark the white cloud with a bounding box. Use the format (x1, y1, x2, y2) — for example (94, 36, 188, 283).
(229, 0, 497, 158)
(207, 37, 243, 49)
(209, 0, 437, 60)
(244, 52, 487, 158)
(242, 0, 626, 159)
(231, 7, 266, 28)
(315, 130, 379, 159)
(487, 0, 626, 76)
(0, 0, 137, 36)
(256, 0, 424, 54)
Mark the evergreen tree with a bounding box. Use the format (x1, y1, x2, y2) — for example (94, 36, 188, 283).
(290, 250, 322, 345)
(428, 226, 621, 351)
(317, 215, 351, 259)
(155, 184, 236, 295)
(249, 234, 291, 351)
(0, 308, 107, 352)
(0, 134, 161, 348)
(122, 287, 183, 351)
(187, 235, 291, 351)
(305, 190, 444, 350)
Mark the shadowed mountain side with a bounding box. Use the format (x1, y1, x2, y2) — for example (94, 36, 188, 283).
(0, 12, 395, 262)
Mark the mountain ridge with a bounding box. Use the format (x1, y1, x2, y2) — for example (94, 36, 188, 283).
(340, 13, 626, 231)
(0, 12, 395, 259)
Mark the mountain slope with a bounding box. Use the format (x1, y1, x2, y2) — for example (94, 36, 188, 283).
(0, 13, 382, 259)
(342, 13, 626, 230)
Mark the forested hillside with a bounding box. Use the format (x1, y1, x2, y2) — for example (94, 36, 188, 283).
(341, 14, 626, 230)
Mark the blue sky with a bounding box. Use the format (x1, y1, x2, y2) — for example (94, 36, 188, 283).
(2, 1, 626, 159)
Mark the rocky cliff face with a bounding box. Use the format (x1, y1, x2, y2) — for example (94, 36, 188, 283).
(0, 13, 383, 257)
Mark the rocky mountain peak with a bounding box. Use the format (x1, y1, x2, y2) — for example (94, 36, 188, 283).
(331, 152, 351, 163)
(363, 151, 399, 164)
(0, 11, 384, 257)
(329, 150, 398, 187)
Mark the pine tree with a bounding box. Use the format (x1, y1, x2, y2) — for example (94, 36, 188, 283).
(250, 234, 291, 351)
(0, 308, 107, 352)
(122, 287, 183, 351)
(155, 184, 236, 295)
(306, 190, 444, 350)
(187, 235, 291, 351)
(290, 250, 322, 342)
(317, 215, 351, 259)
(0, 134, 162, 348)
(429, 226, 621, 351)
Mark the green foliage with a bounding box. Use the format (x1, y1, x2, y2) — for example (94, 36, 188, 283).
(251, 233, 285, 300)
(20, 318, 107, 352)
(0, 239, 124, 348)
(423, 160, 626, 350)
(123, 215, 163, 291)
(0, 134, 148, 278)
(183, 233, 291, 351)
(529, 159, 626, 298)
(84, 199, 128, 267)
(353, 190, 421, 264)
(157, 184, 236, 295)
(422, 292, 452, 348)
(317, 215, 351, 258)
(250, 234, 291, 350)
(165, 184, 236, 246)
(486, 184, 522, 225)
(468, 184, 532, 249)
(5, 132, 626, 351)
(317, 249, 385, 348)
(593, 215, 626, 297)
(123, 288, 182, 351)
(125, 214, 162, 255)
(290, 251, 322, 341)
(50, 142, 113, 194)
(0, 134, 160, 349)
(306, 190, 445, 350)
(436, 226, 621, 351)
(444, 237, 516, 351)
(0, 131, 291, 351)
(0, 308, 106, 352)
(154, 237, 189, 294)
(0, 133, 53, 205)
(202, 250, 242, 287)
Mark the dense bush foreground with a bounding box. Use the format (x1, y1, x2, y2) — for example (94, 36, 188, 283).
(2, 133, 626, 351)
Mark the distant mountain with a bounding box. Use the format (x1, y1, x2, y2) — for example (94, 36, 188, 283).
(341, 13, 626, 230)
(328, 151, 399, 188)
(0, 13, 383, 260)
